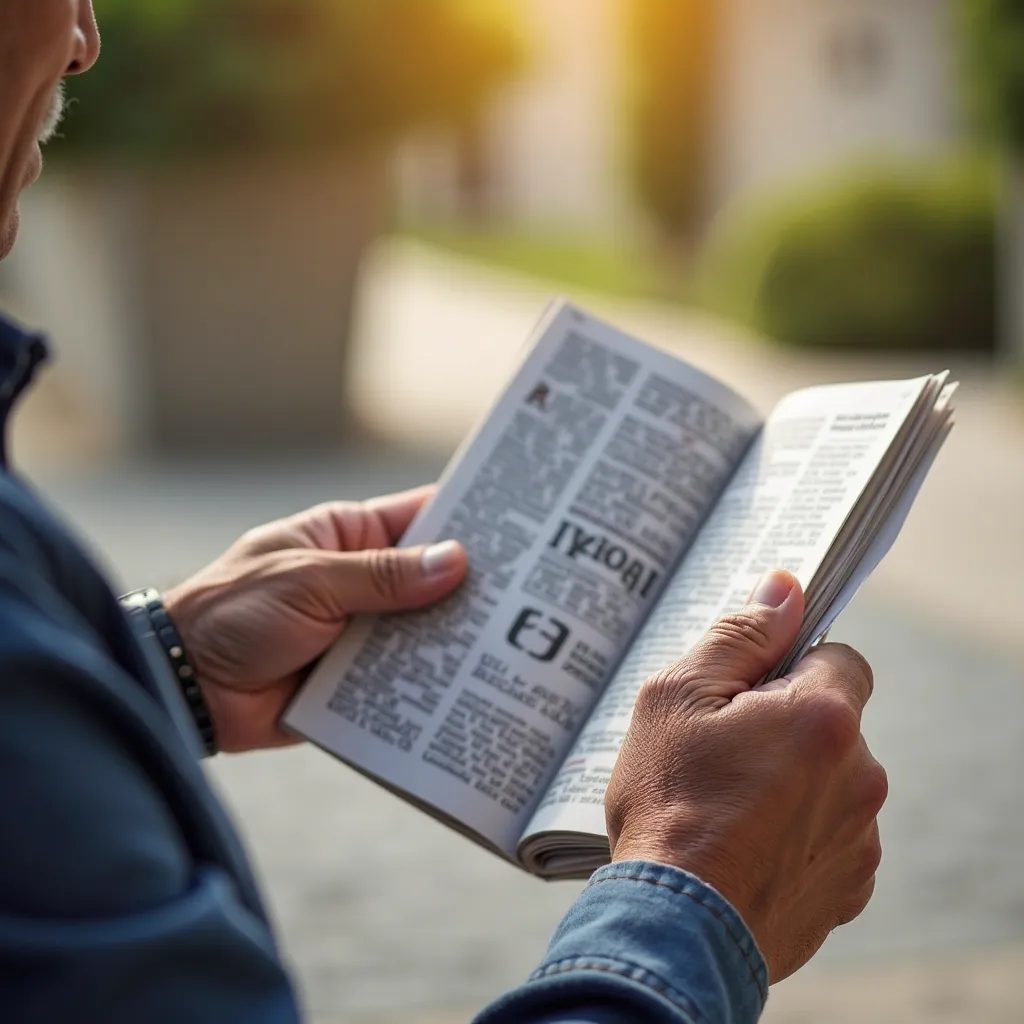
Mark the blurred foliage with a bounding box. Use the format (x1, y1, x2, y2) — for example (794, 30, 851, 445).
(961, 0, 1024, 154)
(57, 0, 526, 160)
(404, 225, 683, 303)
(623, 0, 717, 241)
(403, 225, 692, 301)
(699, 161, 998, 353)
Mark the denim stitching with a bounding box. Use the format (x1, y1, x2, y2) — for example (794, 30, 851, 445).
(587, 871, 767, 1000)
(532, 955, 704, 1023)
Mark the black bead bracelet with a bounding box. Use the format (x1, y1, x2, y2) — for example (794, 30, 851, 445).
(122, 589, 218, 757)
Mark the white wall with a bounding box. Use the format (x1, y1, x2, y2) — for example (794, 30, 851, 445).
(399, 0, 962, 235)
(709, 0, 960, 215)
(486, 0, 625, 230)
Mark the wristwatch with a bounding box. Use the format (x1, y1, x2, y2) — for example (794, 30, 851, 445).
(120, 588, 218, 758)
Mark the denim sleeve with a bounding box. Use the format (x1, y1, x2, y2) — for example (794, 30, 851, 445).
(474, 862, 769, 1024)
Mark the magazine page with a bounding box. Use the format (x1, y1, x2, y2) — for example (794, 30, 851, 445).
(788, 409, 954, 669)
(284, 301, 762, 859)
(519, 375, 943, 876)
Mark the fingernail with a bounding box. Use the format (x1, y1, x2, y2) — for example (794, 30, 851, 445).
(749, 571, 795, 609)
(422, 540, 463, 578)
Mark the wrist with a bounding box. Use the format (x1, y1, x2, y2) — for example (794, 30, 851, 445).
(120, 588, 219, 757)
(611, 830, 762, 954)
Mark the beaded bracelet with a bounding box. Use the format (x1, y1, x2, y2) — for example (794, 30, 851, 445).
(121, 589, 218, 757)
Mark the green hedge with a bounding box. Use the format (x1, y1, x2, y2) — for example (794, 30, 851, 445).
(698, 163, 998, 353)
(57, 0, 525, 160)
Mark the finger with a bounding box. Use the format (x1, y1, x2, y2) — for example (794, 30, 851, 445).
(201, 676, 306, 755)
(261, 487, 438, 554)
(827, 744, 888, 844)
(309, 540, 467, 616)
(363, 486, 438, 545)
(647, 571, 805, 710)
(787, 643, 875, 715)
(857, 820, 884, 886)
(849, 737, 889, 826)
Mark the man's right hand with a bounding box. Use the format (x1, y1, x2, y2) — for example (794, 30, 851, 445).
(605, 570, 887, 985)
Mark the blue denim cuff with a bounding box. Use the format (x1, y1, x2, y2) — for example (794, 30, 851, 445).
(477, 861, 768, 1024)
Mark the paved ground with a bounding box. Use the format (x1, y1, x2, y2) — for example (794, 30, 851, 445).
(13, 240, 1024, 1020)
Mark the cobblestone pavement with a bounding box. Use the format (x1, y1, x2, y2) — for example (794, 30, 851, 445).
(35, 453, 1024, 1022)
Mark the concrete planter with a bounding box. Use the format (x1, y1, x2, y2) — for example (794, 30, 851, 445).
(13, 152, 389, 455)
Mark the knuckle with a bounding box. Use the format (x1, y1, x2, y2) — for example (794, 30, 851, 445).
(837, 877, 877, 927)
(634, 666, 730, 718)
(366, 548, 406, 599)
(801, 693, 861, 761)
(858, 832, 884, 882)
(830, 643, 875, 700)
(307, 501, 347, 534)
(859, 762, 889, 818)
(239, 524, 273, 550)
(707, 610, 774, 655)
(635, 667, 688, 714)
(634, 677, 675, 725)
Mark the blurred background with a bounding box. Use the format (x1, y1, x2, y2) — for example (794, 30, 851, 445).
(2, 0, 1023, 1021)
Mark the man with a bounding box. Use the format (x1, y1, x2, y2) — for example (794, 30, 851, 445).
(0, 3, 887, 1022)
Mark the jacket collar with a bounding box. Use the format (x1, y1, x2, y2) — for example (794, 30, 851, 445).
(0, 310, 50, 467)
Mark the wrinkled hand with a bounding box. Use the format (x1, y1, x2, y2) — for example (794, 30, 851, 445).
(605, 570, 887, 984)
(164, 487, 466, 754)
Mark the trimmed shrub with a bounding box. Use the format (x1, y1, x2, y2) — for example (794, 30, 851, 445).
(698, 163, 998, 353)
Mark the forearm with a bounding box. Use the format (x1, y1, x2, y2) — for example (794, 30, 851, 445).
(475, 862, 768, 1024)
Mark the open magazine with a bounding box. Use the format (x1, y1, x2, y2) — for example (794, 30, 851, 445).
(285, 301, 956, 880)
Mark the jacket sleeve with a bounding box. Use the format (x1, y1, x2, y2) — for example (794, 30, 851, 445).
(0, 567, 302, 1024)
(474, 862, 769, 1024)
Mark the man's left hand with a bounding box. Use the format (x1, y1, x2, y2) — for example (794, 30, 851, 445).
(164, 486, 466, 754)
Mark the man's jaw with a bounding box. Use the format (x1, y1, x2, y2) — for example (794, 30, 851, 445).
(1, 82, 66, 260)
(0, 207, 20, 262)
(22, 82, 65, 187)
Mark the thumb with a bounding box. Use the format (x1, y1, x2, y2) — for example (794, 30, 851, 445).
(671, 571, 805, 707)
(311, 540, 468, 616)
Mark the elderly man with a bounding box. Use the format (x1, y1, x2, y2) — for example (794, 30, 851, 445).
(0, 3, 887, 1022)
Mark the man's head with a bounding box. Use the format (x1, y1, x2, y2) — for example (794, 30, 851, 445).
(0, 1, 99, 260)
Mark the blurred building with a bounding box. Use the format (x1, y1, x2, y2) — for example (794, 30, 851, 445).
(710, 0, 961, 215)
(397, 0, 962, 235)
(396, 0, 626, 232)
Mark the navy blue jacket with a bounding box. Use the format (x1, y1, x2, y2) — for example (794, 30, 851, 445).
(0, 316, 299, 1022)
